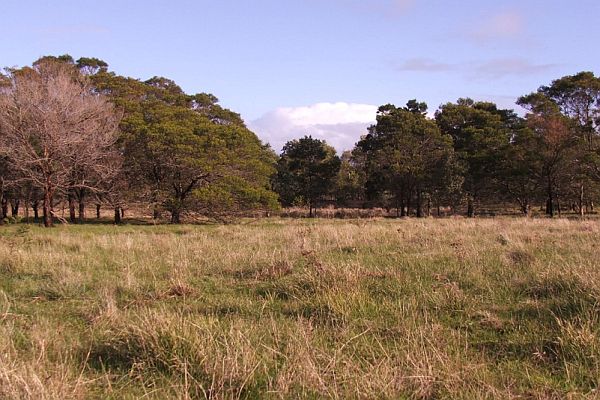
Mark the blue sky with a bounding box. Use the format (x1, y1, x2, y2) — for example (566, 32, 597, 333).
(2, 0, 599, 151)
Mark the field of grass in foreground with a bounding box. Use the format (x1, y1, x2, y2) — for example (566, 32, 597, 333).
(0, 218, 599, 399)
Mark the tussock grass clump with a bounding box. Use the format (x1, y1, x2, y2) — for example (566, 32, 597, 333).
(0, 218, 599, 398)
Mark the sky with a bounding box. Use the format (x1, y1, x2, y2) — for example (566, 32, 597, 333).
(1, 0, 599, 152)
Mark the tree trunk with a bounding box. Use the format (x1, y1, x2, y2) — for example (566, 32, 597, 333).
(10, 199, 19, 217)
(467, 196, 474, 218)
(33, 202, 39, 221)
(521, 202, 530, 217)
(416, 190, 423, 218)
(96, 204, 101, 219)
(68, 192, 76, 223)
(43, 190, 53, 227)
(579, 184, 584, 217)
(427, 197, 431, 217)
(171, 208, 181, 224)
(114, 207, 122, 224)
(546, 197, 553, 217)
(121, 208, 125, 218)
(153, 206, 161, 220)
(1, 198, 7, 220)
(400, 197, 406, 217)
(78, 193, 85, 223)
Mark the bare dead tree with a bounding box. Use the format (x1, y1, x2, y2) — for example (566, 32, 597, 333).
(0, 61, 121, 227)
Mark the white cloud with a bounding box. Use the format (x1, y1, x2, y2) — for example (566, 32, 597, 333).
(249, 102, 377, 153)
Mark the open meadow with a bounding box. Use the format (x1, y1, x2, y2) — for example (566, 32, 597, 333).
(0, 217, 599, 399)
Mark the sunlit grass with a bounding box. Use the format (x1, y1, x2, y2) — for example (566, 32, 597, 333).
(0, 217, 599, 398)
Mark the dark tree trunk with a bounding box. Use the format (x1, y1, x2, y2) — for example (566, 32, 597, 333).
(68, 192, 76, 223)
(171, 209, 181, 224)
(406, 193, 412, 217)
(114, 207, 122, 224)
(546, 197, 554, 217)
(467, 196, 474, 218)
(121, 208, 125, 218)
(521, 202, 530, 217)
(96, 204, 101, 219)
(10, 199, 19, 217)
(1, 198, 7, 220)
(78, 191, 85, 223)
(33, 201, 39, 221)
(416, 190, 423, 218)
(427, 196, 431, 217)
(153, 206, 161, 220)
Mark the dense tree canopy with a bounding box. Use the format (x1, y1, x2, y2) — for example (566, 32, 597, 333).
(356, 102, 460, 216)
(275, 136, 340, 217)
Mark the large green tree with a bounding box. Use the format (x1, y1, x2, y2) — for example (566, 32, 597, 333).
(435, 99, 516, 217)
(275, 136, 340, 217)
(357, 101, 460, 217)
(86, 62, 278, 222)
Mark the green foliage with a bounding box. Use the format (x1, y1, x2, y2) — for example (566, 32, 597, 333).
(357, 101, 461, 216)
(83, 61, 278, 222)
(275, 136, 341, 213)
(334, 151, 366, 206)
(435, 98, 518, 215)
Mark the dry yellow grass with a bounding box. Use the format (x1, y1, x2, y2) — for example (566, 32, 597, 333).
(0, 217, 599, 398)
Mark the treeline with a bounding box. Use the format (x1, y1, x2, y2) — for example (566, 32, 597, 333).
(0, 56, 599, 226)
(275, 76, 600, 218)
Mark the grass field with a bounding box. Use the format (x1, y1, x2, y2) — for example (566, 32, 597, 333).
(0, 218, 599, 399)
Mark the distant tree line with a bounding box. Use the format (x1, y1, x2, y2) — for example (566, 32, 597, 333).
(275, 74, 600, 218)
(0, 55, 599, 226)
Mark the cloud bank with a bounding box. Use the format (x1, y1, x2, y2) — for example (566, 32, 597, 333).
(250, 102, 377, 153)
